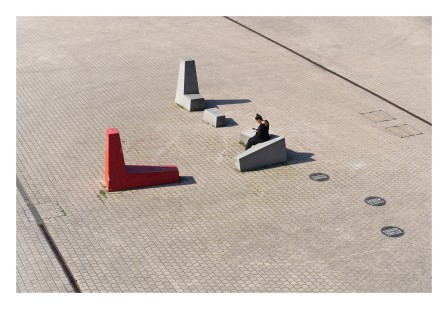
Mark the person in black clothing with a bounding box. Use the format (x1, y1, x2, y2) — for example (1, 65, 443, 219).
(245, 113, 270, 150)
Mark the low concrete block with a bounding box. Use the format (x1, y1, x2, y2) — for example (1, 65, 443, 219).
(175, 59, 205, 111)
(235, 136, 287, 172)
(203, 108, 226, 127)
(179, 94, 205, 111)
(239, 128, 256, 145)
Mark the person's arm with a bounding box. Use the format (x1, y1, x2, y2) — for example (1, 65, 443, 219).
(255, 124, 264, 137)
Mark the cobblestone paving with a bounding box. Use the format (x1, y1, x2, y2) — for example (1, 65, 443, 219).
(16, 189, 74, 293)
(16, 17, 431, 292)
(231, 16, 432, 122)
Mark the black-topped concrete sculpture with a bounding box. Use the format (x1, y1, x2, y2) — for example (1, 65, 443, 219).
(175, 59, 205, 111)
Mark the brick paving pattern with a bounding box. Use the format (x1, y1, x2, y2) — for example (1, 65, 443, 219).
(16, 17, 431, 292)
(16, 189, 74, 293)
(231, 16, 432, 122)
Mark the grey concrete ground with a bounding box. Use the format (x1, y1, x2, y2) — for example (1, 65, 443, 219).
(16, 17, 431, 292)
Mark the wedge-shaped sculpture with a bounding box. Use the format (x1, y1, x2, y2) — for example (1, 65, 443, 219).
(104, 128, 180, 192)
(175, 59, 205, 111)
(235, 130, 287, 172)
(203, 108, 226, 127)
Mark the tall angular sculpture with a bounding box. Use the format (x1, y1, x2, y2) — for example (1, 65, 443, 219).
(104, 128, 180, 192)
(175, 59, 205, 111)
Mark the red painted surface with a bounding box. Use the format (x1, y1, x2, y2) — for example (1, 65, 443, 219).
(104, 128, 180, 192)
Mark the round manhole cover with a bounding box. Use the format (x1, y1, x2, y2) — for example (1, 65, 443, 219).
(309, 173, 330, 182)
(381, 226, 404, 238)
(365, 196, 386, 206)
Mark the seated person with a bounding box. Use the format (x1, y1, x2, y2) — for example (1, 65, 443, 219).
(246, 113, 270, 150)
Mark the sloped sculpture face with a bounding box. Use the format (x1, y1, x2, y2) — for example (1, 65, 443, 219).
(235, 129, 287, 172)
(175, 59, 205, 111)
(181, 59, 200, 94)
(235, 136, 287, 172)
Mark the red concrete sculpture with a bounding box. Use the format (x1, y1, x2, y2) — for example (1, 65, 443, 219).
(104, 128, 180, 192)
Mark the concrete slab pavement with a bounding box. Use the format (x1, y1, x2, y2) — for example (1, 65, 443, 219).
(16, 16, 431, 293)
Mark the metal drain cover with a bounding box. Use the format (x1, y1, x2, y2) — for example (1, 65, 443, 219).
(381, 226, 404, 237)
(309, 173, 330, 182)
(365, 196, 386, 206)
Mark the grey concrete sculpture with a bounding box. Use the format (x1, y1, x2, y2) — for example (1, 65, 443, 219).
(239, 128, 256, 145)
(203, 108, 226, 127)
(175, 59, 205, 111)
(235, 129, 287, 172)
(235, 137, 287, 172)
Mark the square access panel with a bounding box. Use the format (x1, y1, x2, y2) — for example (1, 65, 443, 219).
(24, 201, 66, 221)
(360, 110, 395, 123)
(386, 124, 423, 138)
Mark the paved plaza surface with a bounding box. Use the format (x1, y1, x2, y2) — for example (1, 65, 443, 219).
(16, 17, 431, 292)
(16, 188, 74, 292)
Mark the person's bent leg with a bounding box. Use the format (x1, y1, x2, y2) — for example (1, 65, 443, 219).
(245, 136, 259, 150)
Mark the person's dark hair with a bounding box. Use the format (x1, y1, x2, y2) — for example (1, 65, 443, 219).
(255, 113, 263, 121)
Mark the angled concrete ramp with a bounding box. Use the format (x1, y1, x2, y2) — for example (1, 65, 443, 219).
(235, 136, 287, 172)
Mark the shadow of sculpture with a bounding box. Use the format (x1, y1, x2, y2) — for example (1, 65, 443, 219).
(110, 175, 197, 192)
(286, 150, 315, 165)
(205, 99, 251, 109)
(178, 176, 197, 185)
(225, 118, 238, 127)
